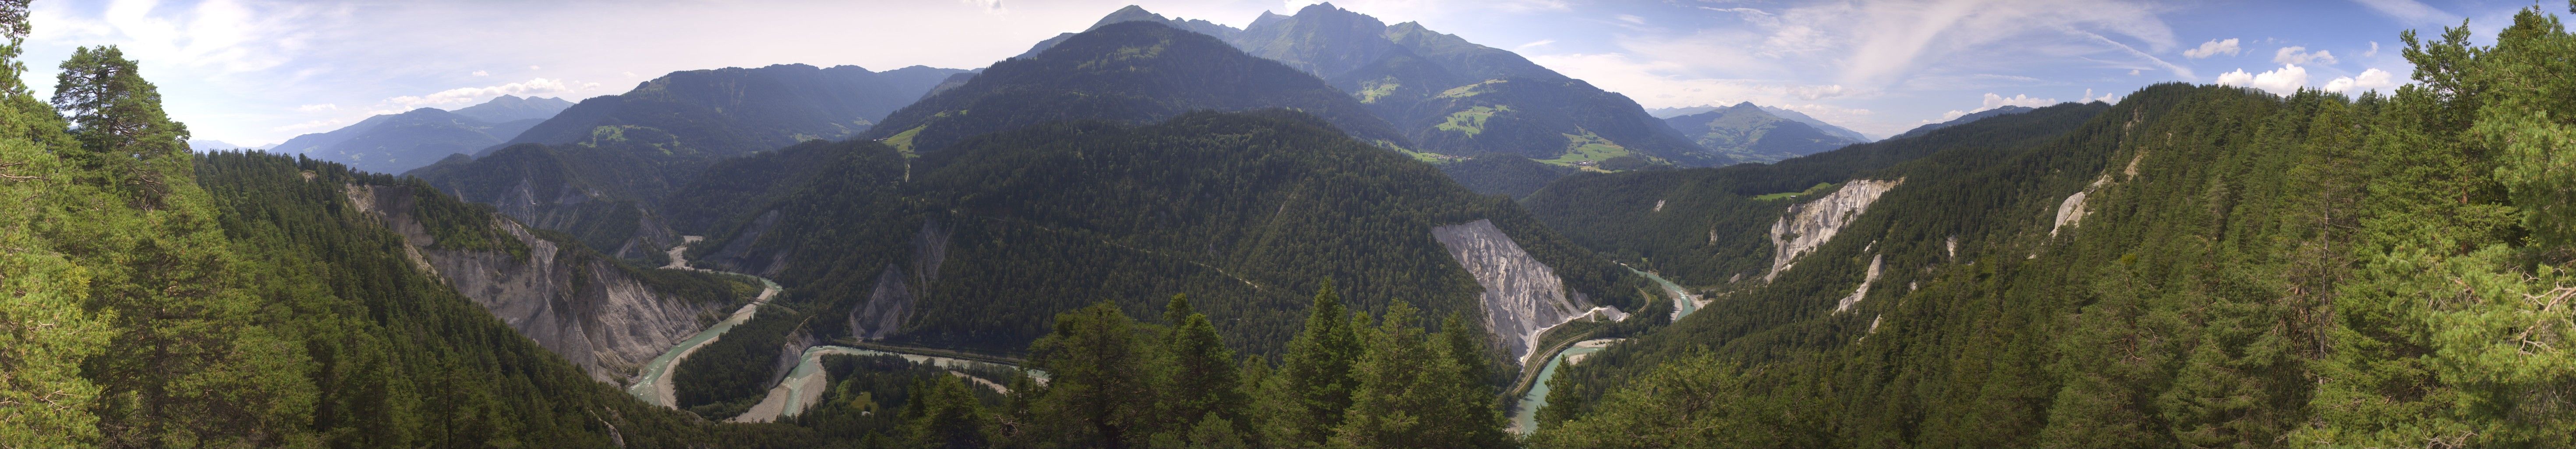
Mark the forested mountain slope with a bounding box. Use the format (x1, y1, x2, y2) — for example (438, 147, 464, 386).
(0, 39, 798, 446)
(1889, 104, 2037, 140)
(668, 110, 1646, 381)
(1522, 11, 2576, 446)
(491, 63, 966, 157)
(860, 20, 1410, 154)
(1524, 100, 2106, 286)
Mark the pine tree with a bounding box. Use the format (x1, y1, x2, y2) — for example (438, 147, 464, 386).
(1153, 294, 1248, 444)
(43, 44, 317, 447)
(902, 375, 994, 449)
(0, 1, 112, 444)
(1025, 301, 1156, 448)
(1260, 280, 1363, 447)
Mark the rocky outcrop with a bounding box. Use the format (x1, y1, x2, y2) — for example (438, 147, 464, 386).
(346, 184, 732, 384)
(1767, 179, 1900, 281)
(2052, 177, 2111, 238)
(1431, 219, 1623, 366)
(1834, 254, 1882, 313)
(847, 220, 953, 340)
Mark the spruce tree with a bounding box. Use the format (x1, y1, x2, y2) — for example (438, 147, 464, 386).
(1261, 280, 1363, 446)
(1154, 294, 1248, 443)
(1025, 301, 1155, 448)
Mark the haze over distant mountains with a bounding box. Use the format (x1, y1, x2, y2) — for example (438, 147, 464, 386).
(1663, 102, 1871, 164)
(187, 139, 274, 151)
(488, 64, 969, 158)
(270, 95, 573, 175)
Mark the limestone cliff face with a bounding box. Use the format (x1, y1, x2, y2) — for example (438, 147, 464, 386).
(1431, 219, 1624, 366)
(346, 184, 727, 384)
(1767, 179, 1901, 280)
(847, 220, 953, 340)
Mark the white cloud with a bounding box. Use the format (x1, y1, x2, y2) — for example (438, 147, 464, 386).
(2182, 38, 2240, 58)
(1529, 52, 1862, 105)
(1614, 14, 1646, 25)
(2082, 88, 2119, 103)
(1930, 92, 2058, 123)
(2216, 64, 2309, 96)
(2323, 68, 2400, 94)
(2364, 41, 2380, 57)
(2129, 69, 2142, 75)
(295, 103, 337, 112)
(2274, 46, 2337, 65)
(1983, 93, 2056, 109)
(1515, 39, 1556, 50)
(27, 0, 319, 74)
(472, 70, 488, 76)
(386, 78, 582, 109)
(960, 0, 1007, 14)
(527, 65, 541, 70)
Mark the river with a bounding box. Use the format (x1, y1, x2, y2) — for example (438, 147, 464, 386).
(626, 236, 1041, 420)
(1504, 266, 1699, 434)
(728, 346, 1045, 423)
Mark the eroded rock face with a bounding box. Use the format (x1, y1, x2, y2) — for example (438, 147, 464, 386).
(1431, 219, 1619, 366)
(2051, 192, 2088, 237)
(848, 220, 953, 341)
(1768, 179, 1901, 280)
(1835, 254, 1882, 313)
(347, 184, 727, 384)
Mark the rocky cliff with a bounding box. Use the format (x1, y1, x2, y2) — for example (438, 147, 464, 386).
(847, 220, 953, 340)
(346, 183, 734, 384)
(1767, 178, 1901, 280)
(1432, 219, 1625, 366)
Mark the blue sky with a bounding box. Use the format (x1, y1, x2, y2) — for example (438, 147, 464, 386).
(14, 0, 2557, 145)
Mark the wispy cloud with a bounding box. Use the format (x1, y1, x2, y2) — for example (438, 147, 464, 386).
(2350, 0, 2459, 27)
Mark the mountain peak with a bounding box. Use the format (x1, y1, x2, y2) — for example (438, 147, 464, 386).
(1092, 4, 1167, 29)
(1731, 101, 1761, 108)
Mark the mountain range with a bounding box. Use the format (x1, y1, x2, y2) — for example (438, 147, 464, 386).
(488, 64, 968, 158)
(1663, 101, 1870, 164)
(266, 95, 570, 174)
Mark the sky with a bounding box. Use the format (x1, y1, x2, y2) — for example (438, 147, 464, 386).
(13, 0, 2559, 145)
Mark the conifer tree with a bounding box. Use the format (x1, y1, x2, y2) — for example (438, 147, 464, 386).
(1153, 294, 1248, 445)
(1025, 301, 1155, 448)
(1261, 280, 1363, 446)
(0, 0, 112, 445)
(902, 375, 994, 449)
